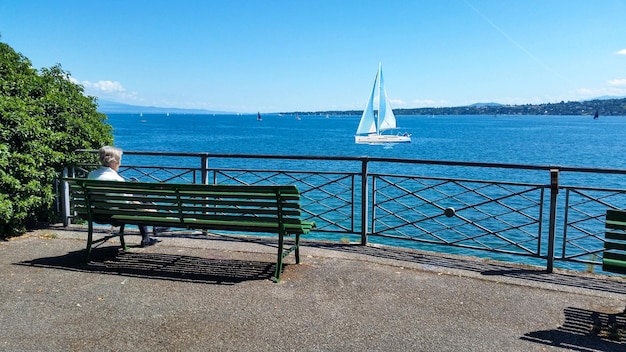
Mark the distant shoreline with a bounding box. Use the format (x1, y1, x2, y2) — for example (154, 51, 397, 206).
(98, 97, 626, 116)
(287, 97, 626, 117)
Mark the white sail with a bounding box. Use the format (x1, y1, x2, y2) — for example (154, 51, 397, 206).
(355, 70, 378, 135)
(377, 66, 397, 131)
(355, 63, 410, 144)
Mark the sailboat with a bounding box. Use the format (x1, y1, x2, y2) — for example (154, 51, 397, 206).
(257, 112, 262, 121)
(593, 111, 599, 120)
(355, 63, 411, 144)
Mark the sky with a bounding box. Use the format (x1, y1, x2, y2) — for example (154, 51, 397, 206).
(1, 0, 626, 113)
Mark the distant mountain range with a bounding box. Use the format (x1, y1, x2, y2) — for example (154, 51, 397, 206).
(97, 100, 231, 115)
(469, 102, 503, 107)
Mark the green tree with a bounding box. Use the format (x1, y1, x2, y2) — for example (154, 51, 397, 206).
(0, 40, 113, 237)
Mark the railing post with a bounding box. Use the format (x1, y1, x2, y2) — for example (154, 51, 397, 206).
(546, 169, 559, 273)
(360, 158, 369, 245)
(200, 155, 210, 236)
(61, 167, 71, 226)
(200, 154, 209, 185)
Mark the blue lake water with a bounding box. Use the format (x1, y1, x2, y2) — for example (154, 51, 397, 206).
(109, 113, 626, 169)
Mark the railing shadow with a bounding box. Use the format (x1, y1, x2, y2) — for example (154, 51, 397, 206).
(521, 306, 625, 350)
(308, 242, 626, 295)
(15, 246, 277, 285)
(481, 268, 626, 295)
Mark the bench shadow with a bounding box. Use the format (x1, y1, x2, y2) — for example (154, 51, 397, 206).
(16, 246, 278, 285)
(521, 306, 625, 351)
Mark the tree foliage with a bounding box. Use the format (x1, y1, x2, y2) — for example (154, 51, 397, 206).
(0, 40, 113, 237)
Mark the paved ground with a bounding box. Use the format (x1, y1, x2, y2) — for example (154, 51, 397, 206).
(1, 224, 625, 352)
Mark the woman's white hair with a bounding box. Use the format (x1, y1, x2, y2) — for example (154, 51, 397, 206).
(98, 146, 123, 167)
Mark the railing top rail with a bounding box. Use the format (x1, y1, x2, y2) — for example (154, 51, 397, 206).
(75, 149, 626, 175)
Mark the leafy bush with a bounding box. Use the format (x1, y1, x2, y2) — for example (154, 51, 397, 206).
(0, 40, 113, 237)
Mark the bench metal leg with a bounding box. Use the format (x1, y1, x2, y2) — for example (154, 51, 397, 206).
(118, 224, 127, 250)
(84, 221, 94, 263)
(295, 234, 301, 264)
(84, 223, 129, 263)
(273, 232, 285, 283)
(273, 233, 303, 283)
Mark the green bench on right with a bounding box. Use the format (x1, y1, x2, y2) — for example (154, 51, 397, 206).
(603, 209, 626, 274)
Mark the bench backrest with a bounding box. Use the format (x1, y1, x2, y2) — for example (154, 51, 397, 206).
(604, 209, 626, 274)
(65, 178, 305, 230)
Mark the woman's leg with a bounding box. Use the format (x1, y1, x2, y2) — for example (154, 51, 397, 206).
(139, 225, 160, 246)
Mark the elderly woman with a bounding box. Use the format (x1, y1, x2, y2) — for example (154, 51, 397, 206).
(88, 146, 160, 247)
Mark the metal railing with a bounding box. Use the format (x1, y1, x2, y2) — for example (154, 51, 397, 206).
(60, 150, 626, 274)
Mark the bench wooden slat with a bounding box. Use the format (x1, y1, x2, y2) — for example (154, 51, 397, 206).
(84, 202, 306, 221)
(176, 191, 302, 198)
(110, 215, 313, 233)
(64, 178, 315, 283)
(88, 193, 301, 206)
(605, 230, 626, 241)
(605, 251, 626, 261)
(605, 241, 626, 252)
(86, 200, 303, 217)
(110, 212, 313, 229)
(606, 209, 626, 222)
(82, 180, 301, 195)
(603, 253, 626, 274)
(606, 221, 626, 232)
(602, 263, 626, 275)
(603, 209, 626, 275)
(89, 189, 297, 201)
(102, 212, 183, 222)
(180, 198, 300, 208)
(181, 207, 301, 217)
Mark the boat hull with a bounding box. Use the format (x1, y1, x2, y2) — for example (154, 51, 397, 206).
(355, 134, 411, 144)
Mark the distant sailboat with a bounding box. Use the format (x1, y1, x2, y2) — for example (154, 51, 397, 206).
(257, 112, 262, 121)
(594, 111, 599, 120)
(295, 114, 301, 120)
(355, 63, 411, 144)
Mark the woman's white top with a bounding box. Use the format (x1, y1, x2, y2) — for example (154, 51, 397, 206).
(87, 167, 124, 181)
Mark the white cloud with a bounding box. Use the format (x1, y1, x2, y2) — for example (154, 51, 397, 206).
(69, 77, 126, 93)
(575, 85, 626, 99)
(576, 88, 594, 95)
(410, 99, 449, 108)
(81, 80, 126, 93)
(69, 76, 140, 102)
(389, 98, 407, 107)
(608, 78, 626, 87)
(617, 49, 626, 55)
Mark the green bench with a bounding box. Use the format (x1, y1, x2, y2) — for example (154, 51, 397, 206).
(603, 209, 626, 274)
(64, 178, 315, 282)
